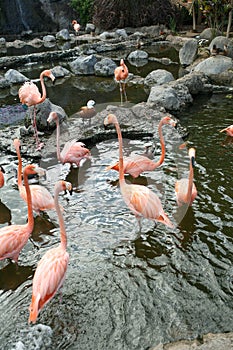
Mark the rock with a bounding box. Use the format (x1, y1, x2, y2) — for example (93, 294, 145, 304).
(144, 69, 174, 87)
(194, 56, 233, 75)
(147, 85, 182, 111)
(0, 37, 6, 46)
(43, 35, 56, 42)
(99, 31, 116, 40)
(179, 38, 198, 67)
(69, 55, 98, 75)
(115, 29, 128, 39)
(56, 29, 70, 41)
(199, 27, 222, 41)
(85, 23, 95, 34)
(94, 58, 117, 77)
(51, 65, 72, 78)
(4, 69, 28, 84)
(128, 49, 148, 60)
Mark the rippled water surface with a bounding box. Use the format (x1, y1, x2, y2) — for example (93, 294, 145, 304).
(0, 48, 232, 349)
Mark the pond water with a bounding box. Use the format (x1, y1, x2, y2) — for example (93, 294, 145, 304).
(0, 43, 232, 350)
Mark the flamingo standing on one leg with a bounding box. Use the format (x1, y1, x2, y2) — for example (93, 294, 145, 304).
(47, 112, 91, 167)
(114, 59, 129, 105)
(220, 125, 233, 137)
(104, 114, 174, 229)
(72, 20, 81, 35)
(175, 148, 197, 206)
(28, 180, 71, 324)
(0, 166, 5, 188)
(0, 164, 45, 263)
(106, 116, 176, 178)
(18, 69, 55, 150)
(13, 139, 55, 215)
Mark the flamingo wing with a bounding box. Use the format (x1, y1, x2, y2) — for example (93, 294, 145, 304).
(175, 178, 197, 206)
(0, 224, 29, 262)
(29, 246, 69, 323)
(18, 81, 41, 106)
(19, 185, 55, 212)
(60, 140, 90, 165)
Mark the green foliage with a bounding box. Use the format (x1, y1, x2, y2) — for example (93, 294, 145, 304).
(70, 0, 94, 25)
(199, 0, 232, 31)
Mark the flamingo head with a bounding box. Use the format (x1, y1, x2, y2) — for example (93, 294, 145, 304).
(188, 148, 196, 167)
(13, 138, 21, 150)
(162, 116, 177, 127)
(87, 100, 95, 109)
(47, 111, 58, 124)
(104, 114, 118, 127)
(57, 180, 72, 194)
(23, 164, 46, 177)
(72, 20, 77, 25)
(41, 70, 56, 84)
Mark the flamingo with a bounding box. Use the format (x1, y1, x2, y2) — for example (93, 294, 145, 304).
(28, 180, 71, 324)
(114, 59, 129, 105)
(13, 139, 55, 215)
(0, 164, 45, 263)
(106, 116, 176, 178)
(104, 114, 174, 229)
(47, 112, 91, 167)
(175, 148, 197, 206)
(0, 166, 5, 188)
(72, 20, 81, 35)
(18, 69, 55, 150)
(220, 125, 233, 137)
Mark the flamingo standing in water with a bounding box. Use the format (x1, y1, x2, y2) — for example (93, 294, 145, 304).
(13, 139, 55, 215)
(0, 166, 5, 188)
(175, 148, 197, 206)
(72, 20, 81, 35)
(106, 116, 176, 178)
(104, 114, 174, 229)
(114, 59, 129, 105)
(0, 164, 44, 263)
(220, 125, 233, 137)
(47, 112, 91, 167)
(18, 69, 55, 150)
(28, 180, 71, 324)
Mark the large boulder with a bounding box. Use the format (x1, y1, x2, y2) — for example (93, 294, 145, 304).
(56, 29, 71, 41)
(94, 58, 117, 77)
(4, 69, 28, 84)
(128, 49, 148, 60)
(179, 38, 198, 67)
(144, 69, 174, 87)
(194, 56, 233, 75)
(199, 28, 221, 41)
(69, 55, 98, 75)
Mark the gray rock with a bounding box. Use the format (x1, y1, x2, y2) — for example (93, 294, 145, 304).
(56, 29, 70, 41)
(85, 23, 95, 34)
(144, 69, 174, 87)
(0, 37, 6, 46)
(94, 58, 117, 77)
(51, 65, 72, 78)
(4, 69, 28, 84)
(199, 28, 221, 41)
(179, 38, 198, 67)
(147, 85, 182, 111)
(69, 54, 98, 75)
(194, 56, 233, 75)
(43, 35, 56, 42)
(115, 29, 128, 39)
(128, 49, 148, 60)
(99, 31, 116, 40)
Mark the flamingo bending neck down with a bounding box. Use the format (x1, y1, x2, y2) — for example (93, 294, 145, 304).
(104, 114, 174, 229)
(47, 112, 91, 167)
(18, 69, 55, 150)
(0, 166, 5, 188)
(28, 180, 71, 324)
(114, 59, 129, 105)
(220, 125, 233, 137)
(0, 164, 45, 263)
(13, 139, 55, 214)
(175, 148, 197, 206)
(106, 116, 176, 178)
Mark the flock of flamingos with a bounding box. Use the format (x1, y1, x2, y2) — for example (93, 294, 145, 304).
(0, 55, 232, 325)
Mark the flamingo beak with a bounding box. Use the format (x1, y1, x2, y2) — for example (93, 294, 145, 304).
(0, 165, 5, 173)
(35, 166, 46, 178)
(191, 156, 196, 168)
(220, 128, 227, 133)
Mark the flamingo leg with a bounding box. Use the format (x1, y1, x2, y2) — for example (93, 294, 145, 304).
(32, 107, 44, 150)
(119, 82, 123, 106)
(122, 82, 128, 103)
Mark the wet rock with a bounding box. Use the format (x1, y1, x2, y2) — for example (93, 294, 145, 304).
(144, 69, 174, 87)
(0, 37, 6, 46)
(128, 49, 149, 60)
(4, 69, 28, 84)
(51, 65, 72, 78)
(94, 58, 117, 77)
(194, 56, 233, 75)
(43, 35, 56, 42)
(147, 85, 182, 111)
(115, 29, 128, 39)
(69, 54, 98, 75)
(56, 29, 70, 41)
(85, 23, 95, 34)
(179, 38, 198, 67)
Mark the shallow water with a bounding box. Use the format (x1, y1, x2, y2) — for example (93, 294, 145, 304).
(0, 45, 233, 349)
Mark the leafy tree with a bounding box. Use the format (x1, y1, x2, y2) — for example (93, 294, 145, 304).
(70, 0, 94, 25)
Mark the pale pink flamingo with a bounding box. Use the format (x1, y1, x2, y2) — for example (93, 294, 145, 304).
(114, 59, 129, 105)
(13, 138, 55, 214)
(47, 112, 91, 167)
(104, 114, 174, 229)
(106, 116, 176, 178)
(0, 164, 44, 263)
(220, 125, 233, 137)
(72, 20, 81, 35)
(0, 166, 5, 188)
(175, 148, 197, 206)
(18, 69, 55, 150)
(28, 180, 71, 324)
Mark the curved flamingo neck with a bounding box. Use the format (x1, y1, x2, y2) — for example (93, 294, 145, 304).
(23, 169, 34, 231)
(38, 71, 47, 103)
(55, 116, 62, 161)
(16, 146, 23, 189)
(54, 184, 67, 249)
(153, 119, 166, 168)
(114, 121, 125, 184)
(186, 157, 194, 203)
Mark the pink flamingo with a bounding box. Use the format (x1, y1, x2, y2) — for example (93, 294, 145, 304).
(28, 180, 71, 324)
(106, 116, 176, 178)
(0, 164, 44, 263)
(18, 69, 55, 150)
(0, 166, 5, 188)
(114, 59, 129, 105)
(175, 148, 197, 206)
(47, 112, 91, 167)
(220, 125, 233, 137)
(72, 20, 81, 35)
(104, 114, 174, 229)
(13, 139, 55, 214)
